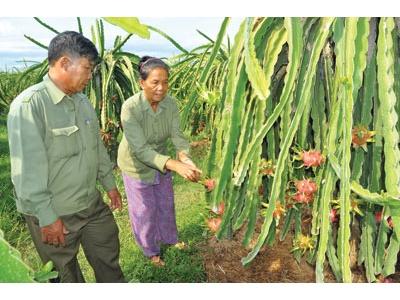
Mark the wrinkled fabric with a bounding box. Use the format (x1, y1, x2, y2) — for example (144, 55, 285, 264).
(8, 74, 115, 227)
(122, 171, 178, 257)
(118, 91, 189, 183)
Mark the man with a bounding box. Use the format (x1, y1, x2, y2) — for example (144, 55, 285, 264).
(7, 31, 125, 283)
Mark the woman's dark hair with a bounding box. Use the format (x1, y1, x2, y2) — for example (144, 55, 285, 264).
(138, 56, 170, 80)
(48, 31, 99, 66)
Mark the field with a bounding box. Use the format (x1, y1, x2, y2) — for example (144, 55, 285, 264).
(2, 17, 400, 283)
(2, 112, 399, 283)
(0, 113, 211, 282)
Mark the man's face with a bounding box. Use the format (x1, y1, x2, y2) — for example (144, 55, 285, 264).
(65, 56, 94, 94)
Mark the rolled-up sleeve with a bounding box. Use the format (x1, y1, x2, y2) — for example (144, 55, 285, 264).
(8, 99, 58, 227)
(170, 100, 190, 155)
(121, 102, 170, 172)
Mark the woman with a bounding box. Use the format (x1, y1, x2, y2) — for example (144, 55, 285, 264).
(118, 56, 202, 266)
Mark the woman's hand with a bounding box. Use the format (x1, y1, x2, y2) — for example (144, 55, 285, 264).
(165, 159, 202, 182)
(178, 152, 200, 174)
(180, 156, 196, 168)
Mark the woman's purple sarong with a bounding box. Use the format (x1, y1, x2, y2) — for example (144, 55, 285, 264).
(122, 171, 178, 257)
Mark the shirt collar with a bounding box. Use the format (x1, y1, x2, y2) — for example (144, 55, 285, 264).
(43, 74, 67, 105)
(139, 91, 168, 112)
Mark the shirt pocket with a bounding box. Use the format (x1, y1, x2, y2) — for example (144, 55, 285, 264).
(84, 119, 99, 151)
(50, 125, 80, 159)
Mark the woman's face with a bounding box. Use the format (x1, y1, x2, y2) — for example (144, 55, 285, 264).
(140, 67, 169, 104)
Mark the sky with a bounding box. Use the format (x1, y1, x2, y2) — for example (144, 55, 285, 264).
(0, 17, 242, 71)
(1, 0, 397, 71)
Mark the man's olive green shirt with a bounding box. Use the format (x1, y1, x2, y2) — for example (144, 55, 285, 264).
(7, 74, 116, 227)
(117, 91, 189, 183)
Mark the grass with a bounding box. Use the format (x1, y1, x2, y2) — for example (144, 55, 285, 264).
(0, 71, 41, 115)
(0, 113, 210, 282)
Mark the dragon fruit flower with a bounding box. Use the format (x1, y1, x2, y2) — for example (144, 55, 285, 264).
(352, 125, 375, 151)
(259, 159, 275, 176)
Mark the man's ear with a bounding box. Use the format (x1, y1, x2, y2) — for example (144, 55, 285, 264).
(59, 56, 71, 71)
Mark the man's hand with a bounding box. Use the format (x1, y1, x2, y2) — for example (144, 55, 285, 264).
(107, 188, 122, 211)
(41, 218, 69, 247)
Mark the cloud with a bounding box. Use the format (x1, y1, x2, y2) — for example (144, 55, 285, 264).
(0, 19, 23, 36)
(0, 17, 242, 69)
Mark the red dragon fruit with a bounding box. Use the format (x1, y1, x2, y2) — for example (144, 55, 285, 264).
(202, 178, 216, 192)
(292, 192, 314, 204)
(295, 179, 318, 195)
(207, 217, 222, 233)
(329, 209, 339, 223)
(387, 216, 394, 229)
(375, 211, 382, 223)
(299, 150, 325, 168)
(212, 202, 225, 215)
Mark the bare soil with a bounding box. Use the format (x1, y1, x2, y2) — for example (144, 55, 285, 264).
(199, 220, 400, 283)
(191, 140, 400, 283)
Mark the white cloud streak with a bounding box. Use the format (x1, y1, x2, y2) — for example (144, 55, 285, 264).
(0, 17, 242, 69)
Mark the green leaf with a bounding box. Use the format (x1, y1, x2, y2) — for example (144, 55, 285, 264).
(233, 17, 303, 186)
(103, 17, 150, 39)
(359, 209, 376, 282)
(241, 17, 335, 266)
(180, 18, 230, 130)
(148, 25, 188, 54)
(209, 19, 245, 216)
(377, 18, 400, 197)
(244, 18, 269, 100)
(33, 261, 58, 283)
(382, 231, 400, 277)
(34, 17, 59, 34)
(335, 17, 359, 283)
(0, 229, 34, 282)
(24, 35, 48, 50)
(326, 226, 342, 282)
(375, 216, 389, 274)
